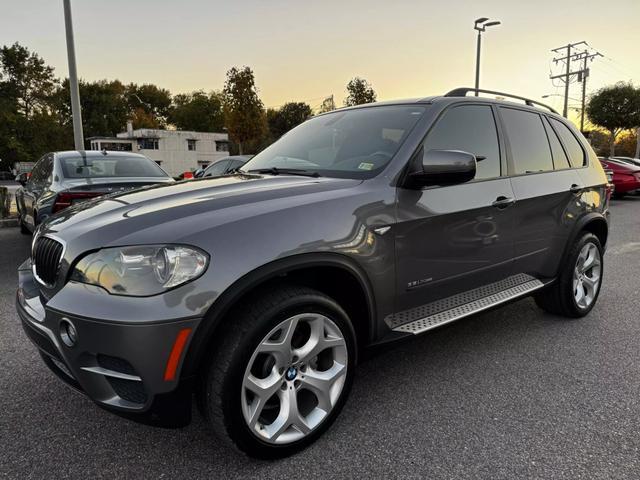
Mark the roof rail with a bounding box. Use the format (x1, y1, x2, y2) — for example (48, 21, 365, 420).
(444, 88, 559, 115)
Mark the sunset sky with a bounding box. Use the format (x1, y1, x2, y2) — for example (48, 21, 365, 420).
(2, 0, 639, 119)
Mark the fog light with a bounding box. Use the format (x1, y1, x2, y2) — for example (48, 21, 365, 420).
(60, 318, 77, 347)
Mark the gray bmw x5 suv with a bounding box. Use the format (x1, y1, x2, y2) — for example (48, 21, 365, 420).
(17, 88, 610, 458)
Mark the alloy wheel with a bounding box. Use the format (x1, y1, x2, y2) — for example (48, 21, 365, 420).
(241, 313, 348, 444)
(573, 242, 602, 309)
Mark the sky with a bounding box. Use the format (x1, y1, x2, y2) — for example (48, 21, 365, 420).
(1, 0, 639, 117)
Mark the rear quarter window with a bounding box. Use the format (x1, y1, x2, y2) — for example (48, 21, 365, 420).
(549, 118, 586, 168)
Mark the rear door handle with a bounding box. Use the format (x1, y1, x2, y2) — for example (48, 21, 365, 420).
(570, 184, 584, 193)
(492, 196, 516, 209)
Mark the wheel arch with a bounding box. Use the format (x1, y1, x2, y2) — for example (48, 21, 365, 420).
(558, 213, 609, 276)
(182, 253, 377, 378)
(575, 213, 608, 249)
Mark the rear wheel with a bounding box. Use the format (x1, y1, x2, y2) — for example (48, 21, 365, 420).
(199, 285, 356, 459)
(535, 232, 603, 317)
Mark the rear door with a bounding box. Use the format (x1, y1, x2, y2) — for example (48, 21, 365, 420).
(395, 103, 516, 312)
(498, 107, 583, 279)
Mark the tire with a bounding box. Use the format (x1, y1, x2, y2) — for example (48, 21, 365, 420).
(199, 285, 357, 459)
(535, 232, 603, 317)
(613, 192, 625, 200)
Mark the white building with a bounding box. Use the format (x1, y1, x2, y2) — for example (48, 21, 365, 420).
(89, 123, 230, 176)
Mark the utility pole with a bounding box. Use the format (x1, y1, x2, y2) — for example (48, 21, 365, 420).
(550, 41, 587, 118)
(63, 0, 84, 150)
(575, 50, 602, 132)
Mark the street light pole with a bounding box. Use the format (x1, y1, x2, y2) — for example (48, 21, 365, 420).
(63, 0, 84, 150)
(473, 18, 501, 96)
(474, 29, 482, 96)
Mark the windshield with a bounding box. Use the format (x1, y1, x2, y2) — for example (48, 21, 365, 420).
(242, 105, 426, 179)
(61, 156, 168, 178)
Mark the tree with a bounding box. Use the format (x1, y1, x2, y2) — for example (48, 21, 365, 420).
(0, 43, 66, 171)
(319, 95, 336, 113)
(169, 90, 225, 132)
(0, 43, 57, 119)
(266, 102, 312, 140)
(125, 83, 172, 128)
(586, 82, 640, 156)
(223, 66, 266, 154)
(344, 77, 377, 107)
(54, 79, 129, 141)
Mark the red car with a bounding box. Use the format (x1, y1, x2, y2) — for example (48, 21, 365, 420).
(599, 158, 640, 198)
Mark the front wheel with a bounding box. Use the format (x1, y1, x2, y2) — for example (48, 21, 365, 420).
(199, 285, 356, 459)
(535, 232, 603, 317)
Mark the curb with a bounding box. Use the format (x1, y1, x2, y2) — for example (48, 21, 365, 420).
(0, 218, 19, 228)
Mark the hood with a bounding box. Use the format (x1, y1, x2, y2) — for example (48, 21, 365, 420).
(38, 173, 361, 251)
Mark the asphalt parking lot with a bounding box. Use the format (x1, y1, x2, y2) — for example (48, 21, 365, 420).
(1, 198, 639, 479)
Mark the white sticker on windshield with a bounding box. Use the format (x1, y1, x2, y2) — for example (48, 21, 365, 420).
(358, 162, 374, 171)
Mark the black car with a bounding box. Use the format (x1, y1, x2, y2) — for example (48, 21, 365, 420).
(196, 155, 252, 178)
(17, 88, 609, 459)
(15, 150, 174, 234)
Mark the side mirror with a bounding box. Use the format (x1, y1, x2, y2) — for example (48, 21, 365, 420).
(16, 173, 27, 186)
(409, 149, 477, 187)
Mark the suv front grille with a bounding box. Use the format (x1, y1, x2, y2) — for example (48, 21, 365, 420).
(33, 236, 64, 286)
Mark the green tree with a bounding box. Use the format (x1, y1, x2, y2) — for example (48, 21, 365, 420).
(586, 82, 640, 156)
(169, 90, 225, 132)
(0, 42, 57, 118)
(223, 66, 266, 154)
(344, 77, 377, 107)
(266, 102, 312, 140)
(125, 83, 172, 128)
(54, 79, 129, 141)
(0, 43, 65, 170)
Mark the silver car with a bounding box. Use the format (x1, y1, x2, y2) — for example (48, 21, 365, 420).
(16, 150, 174, 234)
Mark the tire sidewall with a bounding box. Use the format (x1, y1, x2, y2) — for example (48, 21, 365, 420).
(214, 291, 356, 459)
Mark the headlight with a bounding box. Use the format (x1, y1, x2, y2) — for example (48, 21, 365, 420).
(70, 245, 209, 296)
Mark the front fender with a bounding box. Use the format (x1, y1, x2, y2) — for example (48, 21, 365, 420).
(180, 252, 378, 378)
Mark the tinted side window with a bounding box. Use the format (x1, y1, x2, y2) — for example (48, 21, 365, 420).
(41, 156, 54, 184)
(424, 105, 501, 179)
(500, 108, 553, 174)
(549, 118, 586, 168)
(542, 117, 571, 170)
(204, 160, 230, 177)
(227, 159, 246, 172)
(29, 156, 46, 183)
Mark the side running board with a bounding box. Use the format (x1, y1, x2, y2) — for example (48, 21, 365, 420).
(388, 274, 546, 335)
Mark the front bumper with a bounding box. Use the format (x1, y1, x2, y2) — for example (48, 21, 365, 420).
(16, 260, 202, 427)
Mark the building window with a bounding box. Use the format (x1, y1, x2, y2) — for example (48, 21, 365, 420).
(187, 139, 197, 151)
(216, 141, 229, 152)
(138, 138, 159, 150)
(100, 142, 133, 152)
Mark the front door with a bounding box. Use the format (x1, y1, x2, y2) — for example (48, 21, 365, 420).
(395, 103, 516, 313)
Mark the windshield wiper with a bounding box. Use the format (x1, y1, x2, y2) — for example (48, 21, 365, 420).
(246, 167, 321, 178)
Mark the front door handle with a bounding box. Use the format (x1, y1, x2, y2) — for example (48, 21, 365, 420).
(570, 184, 584, 193)
(492, 196, 516, 209)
